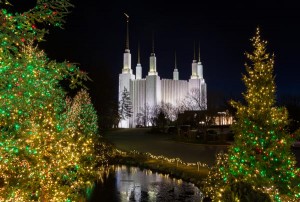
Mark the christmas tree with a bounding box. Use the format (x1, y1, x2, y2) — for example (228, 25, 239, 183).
(0, 1, 107, 201)
(203, 28, 300, 201)
(219, 28, 299, 201)
(119, 87, 133, 120)
(66, 89, 99, 136)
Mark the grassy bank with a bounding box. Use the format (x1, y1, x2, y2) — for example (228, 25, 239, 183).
(109, 149, 210, 189)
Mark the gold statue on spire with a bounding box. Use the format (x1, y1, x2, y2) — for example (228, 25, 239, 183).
(124, 13, 129, 21)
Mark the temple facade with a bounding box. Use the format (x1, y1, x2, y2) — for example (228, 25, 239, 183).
(119, 17, 207, 128)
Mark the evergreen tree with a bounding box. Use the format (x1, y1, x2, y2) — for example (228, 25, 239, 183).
(219, 28, 299, 201)
(119, 87, 133, 120)
(66, 89, 98, 136)
(0, 1, 107, 201)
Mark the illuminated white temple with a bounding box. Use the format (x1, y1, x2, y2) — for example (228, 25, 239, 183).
(119, 16, 207, 128)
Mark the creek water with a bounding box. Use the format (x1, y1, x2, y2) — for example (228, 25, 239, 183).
(89, 165, 203, 202)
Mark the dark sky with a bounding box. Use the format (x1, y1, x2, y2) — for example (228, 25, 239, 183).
(18, 0, 300, 101)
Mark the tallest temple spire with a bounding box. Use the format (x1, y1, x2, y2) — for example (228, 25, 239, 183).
(122, 13, 132, 73)
(119, 13, 134, 128)
(124, 13, 130, 51)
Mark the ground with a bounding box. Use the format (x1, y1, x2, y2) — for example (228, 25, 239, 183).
(105, 128, 228, 166)
(104, 128, 300, 167)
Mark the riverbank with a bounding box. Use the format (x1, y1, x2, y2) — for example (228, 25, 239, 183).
(104, 128, 228, 166)
(109, 149, 210, 189)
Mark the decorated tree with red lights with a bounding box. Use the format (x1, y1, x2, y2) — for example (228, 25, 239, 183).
(0, 1, 107, 201)
(204, 29, 300, 201)
(219, 29, 300, 201)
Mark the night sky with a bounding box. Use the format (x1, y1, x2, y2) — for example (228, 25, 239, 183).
(13, 0, 300, 103)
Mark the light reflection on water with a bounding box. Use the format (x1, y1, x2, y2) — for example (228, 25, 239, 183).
(89, 165, 203, 202)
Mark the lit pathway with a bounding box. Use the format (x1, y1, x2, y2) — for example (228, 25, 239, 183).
(104, 128, 228, 166)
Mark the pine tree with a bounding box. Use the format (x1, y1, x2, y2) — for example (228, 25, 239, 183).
(119, 87, 133, 120)
(0, 1, 107, 201)
(220, 28, 299, 201)
(66, 89, 98, 136)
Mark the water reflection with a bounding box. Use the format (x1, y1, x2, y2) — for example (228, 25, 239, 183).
(89, 165, 203, 202)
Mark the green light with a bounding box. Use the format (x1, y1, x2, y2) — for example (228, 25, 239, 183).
(234, 147, 240, 152)
(13, 148, 18, 154)
(14, 124, 20, 130)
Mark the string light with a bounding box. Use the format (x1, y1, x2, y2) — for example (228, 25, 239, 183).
(0, 1, 108, 201)
(203, 28, 300, 201)
(115, 149, 209, 168)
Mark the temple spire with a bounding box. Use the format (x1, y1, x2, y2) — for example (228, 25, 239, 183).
(197, 41, 203, 78)
(149, 32, 157, 75)
(198, 41, 201, 62)
(124, 13, 129, 50)
(191, 41, 198, 78)
(122, 13, 132, 73)
(173, 50, 179, 80)
(151, 32, 155, 54)
(174, 51, 177, 69)
(136, 42, 142, 79)
(138, 42, 140, 64)
(193, 41, 196, 61)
